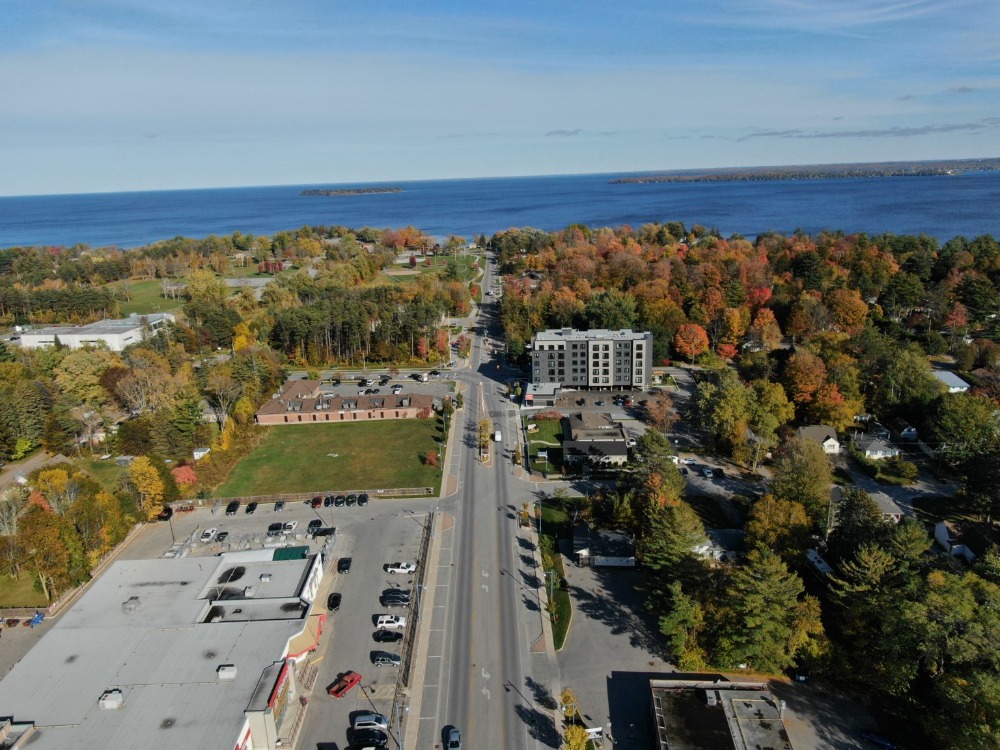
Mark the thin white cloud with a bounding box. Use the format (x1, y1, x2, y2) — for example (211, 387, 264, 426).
(739, 118, 1000, 141)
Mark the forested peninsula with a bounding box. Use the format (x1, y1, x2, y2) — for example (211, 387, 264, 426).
(301, 187, 401, 196)
(610, 157, 1000, 184)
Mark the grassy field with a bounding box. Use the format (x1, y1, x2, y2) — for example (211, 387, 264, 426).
(538, 499, 573, 650)
(215, 420, 444, 497)
(0, 574, 49, 608)
(526, 418, 564, 474)
(109, 279, 185, 316)
(77, 457, 125, 493)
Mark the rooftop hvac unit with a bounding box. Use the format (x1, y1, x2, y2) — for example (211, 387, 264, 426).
(259, 573, 272, 582)
(243, 586, 256, 597)
(217, 665, 238, 681)
(99, 689, 124, 710)
(121, 596, 140, 613)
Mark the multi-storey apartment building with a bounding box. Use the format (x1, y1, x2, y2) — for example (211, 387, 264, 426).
(529, 328, 653, 390)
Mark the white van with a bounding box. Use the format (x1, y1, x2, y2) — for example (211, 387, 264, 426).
(494, 430, 502, 442)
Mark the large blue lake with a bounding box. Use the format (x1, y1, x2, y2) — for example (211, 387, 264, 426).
(1, 171, 998, 249)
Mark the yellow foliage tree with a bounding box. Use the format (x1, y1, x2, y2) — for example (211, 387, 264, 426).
(232, 321, 256, 353)
(562, 724, 589, 750)
(129, 456, 165, 521)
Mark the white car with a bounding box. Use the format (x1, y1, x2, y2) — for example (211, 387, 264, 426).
(200, 528, 217, 543)
(680, 457, 697, 465)
(627, 437, 637, 447)
(391, 385, 403, 395)
(282, 520, 299, 533)
(376, 614, 407, 629)
(386, 562, 417, 575)
(353, 712, 389, 731)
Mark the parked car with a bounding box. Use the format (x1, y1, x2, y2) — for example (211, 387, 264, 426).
(346, 493, 357, 506)
(327, 592, 342, 611)
(328, 670, 363, 698)
(225, 501, 240, 516)
(358, 493, 369, 507)
(282, 520, 299, 533)
(351, 728, 388, 748)
(372, 652, 401, 668)
(334, 495, 346, 507)
(385, 562, 417, 575)
(681, 457, 697, 465)
(713, 467, 724, 478)
(274, 501, 285, 512)
(308, 519, 323, 532)
(311, 496, 323, 508)
(380, 594, 411, 608)
(372, 629, 404, 643)
(680, 467, 689, 476)
(331, 378, 341, 386)
(338, 558, 353, 574)
(200, 528, 217, 543)
(446, 727, 462, 750)
(245, 502, 258, 514)
(216, 531, 229, 543)
(324, 495, 335, 507)
(376, 614, 406, 629)
(595, 400, 605, 406)
(701, 467, 714, 478)
(267, 522, 283, 537)
(353, 712, 389, 731)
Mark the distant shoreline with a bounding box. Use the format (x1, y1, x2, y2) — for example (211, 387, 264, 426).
(609, 158, 1000, 185)
(301, 187, 401, 196)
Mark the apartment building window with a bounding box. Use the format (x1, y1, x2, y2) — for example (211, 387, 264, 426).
(592, 368, 600, 376)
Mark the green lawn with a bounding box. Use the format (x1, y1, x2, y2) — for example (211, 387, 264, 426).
(525, 418, 564, 474)
(537, 499, 573, 650)
(77, 457, 125, 493)
(215, 420, 444, 497)
(110, 279, 184, 316)
(0, 574, 49, 608)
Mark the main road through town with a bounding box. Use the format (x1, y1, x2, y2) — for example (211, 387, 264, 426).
(412, 259, 559, 750)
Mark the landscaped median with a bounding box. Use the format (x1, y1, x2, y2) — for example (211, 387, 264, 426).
(536, 499, 573, 650)
(215, 420, 445, 497)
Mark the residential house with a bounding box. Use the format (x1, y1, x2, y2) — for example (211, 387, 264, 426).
(796, 424, 841, 455)
(561, 412, 629, 466)
(572, 525, 636, 567)
(932, 370, 971, 393)
(832, 486, 904, 524)
(853, 433, 901, 460)
(934, 521, 978, 564)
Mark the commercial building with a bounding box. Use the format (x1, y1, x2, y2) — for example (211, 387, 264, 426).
(255, 378, 435, 425)
(562, 412, 630, 466)
(649, 676, 794, 750)
(0, 548, 326, 750)
(16, 313, 175, 352)
(529, 328, 653, 390)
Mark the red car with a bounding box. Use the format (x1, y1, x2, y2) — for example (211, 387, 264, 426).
(328, 670, 363, 698)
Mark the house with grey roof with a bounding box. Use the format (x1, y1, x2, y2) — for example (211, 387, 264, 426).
(796, 424, 841, 455)
(932, 370, 971, 393)
(562, 412, 629, 466)
(853, 433, 901, 460)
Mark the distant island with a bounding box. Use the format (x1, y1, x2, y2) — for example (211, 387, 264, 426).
(301, 187, 401, 196)
(610, 158, 1000, 185)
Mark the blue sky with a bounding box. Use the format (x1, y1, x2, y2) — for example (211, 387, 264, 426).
(1, 0, 998, 195)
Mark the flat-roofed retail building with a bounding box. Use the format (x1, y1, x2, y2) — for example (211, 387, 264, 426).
(0, 548, 325, 750)
(17, 313, 175, 352)
(650, 676, 793, 750)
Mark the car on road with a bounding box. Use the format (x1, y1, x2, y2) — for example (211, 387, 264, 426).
(331, 378, 341, 386)
(274, 501, 285, 512)
(376, 614, 406, 629)
(372, 629, 404, 643)
(327, 592, 342, 611)
(379, 377, 390, 386)
(358, 493, 369, 506)
(216, 531, 229, 543)
(391, 385, 403, 395)
(157, 506, 173, 521)
(681, 457, 697, 465)
(267, 522, 283, 537)
(351, 728, 389, 748)
(245, 502, 258, 514)
(429, 369, 441, 377)
(225, 501, 240, 516)
(338, 558, 353, 574)
(282, 520, 299, 533)
(328, 670, 363, 698)
(200, 528, 217, 543)
(372, 652, 401, 668)
(446, 727, 462, 750)
(308, 519, 322, 532)
(353, 712, 389, 731)
(385, 562, 416, 575)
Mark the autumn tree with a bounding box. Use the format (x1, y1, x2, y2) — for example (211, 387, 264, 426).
(127, 456, 166, 520)
(15, 505, 70, 601)
(745, 494, 812, 559)
(205, 368, 244, 428)
(673, 324, 709, 361)
(644, 391, 676, 433)
(770, 437, 833, 528)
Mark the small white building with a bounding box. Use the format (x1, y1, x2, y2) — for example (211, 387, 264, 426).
(17, 313, 175, 352)
(935, 521, 978, 563)
(796, 425, 841, 455)
(932, 370, 971, 393)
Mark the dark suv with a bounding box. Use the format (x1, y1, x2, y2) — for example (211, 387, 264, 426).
(337, 557, 352, 574)
(358, 493, 369, 507)
(225, 501, 240, 516)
